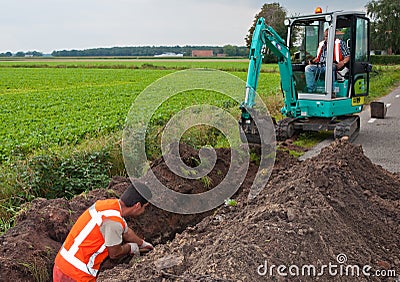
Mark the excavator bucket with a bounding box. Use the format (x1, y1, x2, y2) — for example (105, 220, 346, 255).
(239, 108, 277, 145)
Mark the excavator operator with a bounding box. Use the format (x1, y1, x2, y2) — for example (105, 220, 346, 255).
(305, 28, 350, 93)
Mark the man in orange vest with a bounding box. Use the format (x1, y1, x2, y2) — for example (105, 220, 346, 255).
(53, 181, 153, 281)
(305, 28, 350, 93)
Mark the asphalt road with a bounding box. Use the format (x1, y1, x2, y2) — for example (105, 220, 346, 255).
(354, 86, 400, 173)
(299, 86, 400, 173)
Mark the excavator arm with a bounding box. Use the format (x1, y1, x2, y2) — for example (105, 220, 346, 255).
(239, 17, 297, 143)
(242, 17, 296, 112)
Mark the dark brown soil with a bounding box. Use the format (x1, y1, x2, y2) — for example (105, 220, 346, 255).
(1, 140, 399, 282)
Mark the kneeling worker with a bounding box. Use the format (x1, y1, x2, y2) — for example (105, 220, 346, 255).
(53, 181, 153, 282)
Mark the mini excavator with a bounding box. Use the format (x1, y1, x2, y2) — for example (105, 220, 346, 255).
(239, 9, 372, 143)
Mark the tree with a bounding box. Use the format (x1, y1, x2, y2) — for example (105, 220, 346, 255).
(366, 0, 400, 54)
(0, 52, 12, 57)
(14, 51, 25, 57)
(223, 45, 238, 56)
(26, 51, 43, 57)
(245, 3, 288, 48)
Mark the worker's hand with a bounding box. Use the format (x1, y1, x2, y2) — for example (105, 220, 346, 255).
(140, 240, 154, 251)
(128, 243, 140, 255)
(336, 61, 345, 70)
(308, 59, 317, 65)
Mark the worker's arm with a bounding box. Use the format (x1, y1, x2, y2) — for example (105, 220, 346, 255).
(123, 227, 154, 251)
(107, 242, 138, 259)
(106, 227, 154, 259)
(122, 227, 145, 245)
(336, 55, 350, 70)
(336, 40, 350, 69)
(101, 220, 142, 259)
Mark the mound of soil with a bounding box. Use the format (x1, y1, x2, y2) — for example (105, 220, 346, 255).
(98, 140, 400, 282)
(1, 140, 399, 282)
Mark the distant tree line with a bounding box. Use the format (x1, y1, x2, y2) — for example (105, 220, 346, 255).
(0, 51, 44, 57)
(0, 52, 12, 57)
(1, 46, 248, 58)
(51, 45, 248, 57)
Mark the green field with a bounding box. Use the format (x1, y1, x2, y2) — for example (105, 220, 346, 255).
(0, 58, 278, 73)
(0, 63, 280, 162)
(0, 58, 399, 233)
(0, 68, 171, 162)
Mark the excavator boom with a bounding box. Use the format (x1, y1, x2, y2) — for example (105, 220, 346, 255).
(241, 18, 296, 117)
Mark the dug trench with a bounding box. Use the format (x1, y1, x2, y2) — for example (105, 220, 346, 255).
(1, 140, 400, 281)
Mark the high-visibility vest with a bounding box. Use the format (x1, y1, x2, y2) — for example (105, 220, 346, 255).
(54, 199, 126, 281)
(315, 39, 344, 63)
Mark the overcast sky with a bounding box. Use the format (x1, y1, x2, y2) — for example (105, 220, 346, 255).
(1, 0, 369, 53)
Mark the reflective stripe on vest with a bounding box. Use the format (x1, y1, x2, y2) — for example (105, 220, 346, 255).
(334, 39, 343, 63)
(59, 202, 124, 277)
(316, 40, 325, 62)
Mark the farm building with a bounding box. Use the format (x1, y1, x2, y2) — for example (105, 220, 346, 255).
(192, 50, 213, 57)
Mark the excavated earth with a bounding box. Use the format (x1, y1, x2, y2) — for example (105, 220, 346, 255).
(0, 140, 399, 281)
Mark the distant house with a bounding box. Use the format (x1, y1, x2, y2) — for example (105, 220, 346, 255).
(154, 52, 184, 57)
(192, 50, 213, 57)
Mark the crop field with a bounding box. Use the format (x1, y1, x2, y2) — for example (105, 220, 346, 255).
(0, 60, 281, 163)
(0, 58, 276, 71)
(0, 68, 166, 161)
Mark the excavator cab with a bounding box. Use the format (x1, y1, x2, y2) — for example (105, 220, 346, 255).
(289, 11, 371, 101)
(239, 11, 371, 143)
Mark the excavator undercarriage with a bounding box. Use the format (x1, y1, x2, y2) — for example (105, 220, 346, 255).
(240, 113, 360, 144)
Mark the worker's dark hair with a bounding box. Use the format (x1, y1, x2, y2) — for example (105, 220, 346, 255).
(120, 181, 152, 207)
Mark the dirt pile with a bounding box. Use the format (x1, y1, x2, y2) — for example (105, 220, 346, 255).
(98, 140, 400, 282)
(0, 140, 399, 282)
